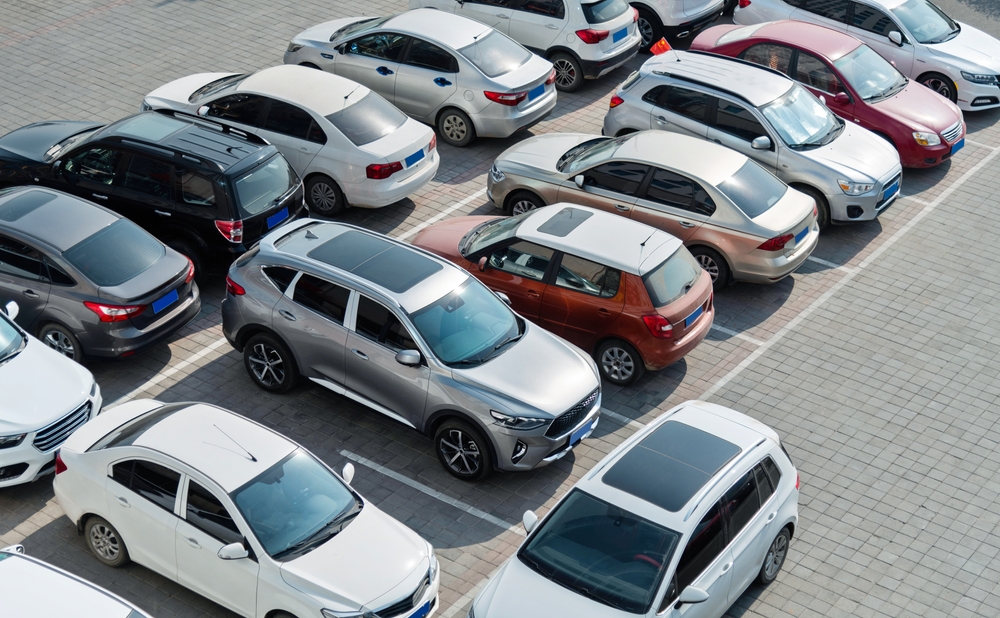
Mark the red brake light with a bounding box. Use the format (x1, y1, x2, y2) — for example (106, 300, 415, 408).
(55, 451, 67, 475)
(83, 301, 144, 323)
(429, 133, 437, 151)
(215, 219, 243, 244)
(738, 0, 751, 7)
(484, 90, 528, 106)
(641, 314, 674, 339)
(610, 94, 625, 108)
(226, 275, 246, 296)
(366, 161, 403, 180)
(575, 29, 610, 44)
(795, 472, 800, 490)
(757, 233, 794, 252)
(813, 203, 819, 219)
(632, 7, 639, 22)
(545, 68, 557, 86)
(183, 257, 195, 284)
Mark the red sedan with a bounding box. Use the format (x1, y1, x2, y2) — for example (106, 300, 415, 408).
(691, 21, 965, 168)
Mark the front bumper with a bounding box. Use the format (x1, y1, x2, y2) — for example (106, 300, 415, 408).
(898, 123, 967, 168)
(492, 396, 601, 472)
(731, 220, 820, 284)
(580, 39, 641, 80)
(473, 87, 557, 139)
(80, 284, 201, 358)
(957, 80, 1000, 112)
(828, 167, 903, 223)
(345, 150, 440, 208)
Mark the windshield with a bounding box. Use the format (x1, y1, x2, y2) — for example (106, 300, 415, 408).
(325, 91, 407, 146)
(43, 128, 98, 163)
(834, 45, 906, 101)
(232, 450, 361, 560)
(759, 85, 843, 150)
(0, 312, 26, 364)
(518, 490, 681, 614)
(642, 247, 702, 307)
(892, 0, 959, 44)
(189, 74, 248, 103)
(458, 31, 532, 78)
(409, 279, 520, 366)
(717, 160, 788, 219)
(581, 0, 629, 24)
(561, 134, 635, 174)
(461, 213, 528, 256)
(233, 154, 299, 217)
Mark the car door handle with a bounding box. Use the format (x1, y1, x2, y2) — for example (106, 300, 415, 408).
(655, 116, 668, 125)
(351, 349, 369, 360)
(679, 221, 695, 228)
(721, 561, 732, 573)
(614, 204, 630, 211)
(526, 289, 540, 298)
(597, 308, 612, 317)
(434, 77, 452, 87)
(279, 309, 296, 321)
(712, 139, 722, 144)
(91, 193, 108, 200)
(767, 511, 776, 523)
(545, 23, 559, 29)
(154, 210, 171, 217)
(496, 13, 509, 18)
(22, 289, 39, 299)
(115, 496, 130, 508)
(299, 146, 311, 152)
(185, 537, 201, 549)
(376, 66, 394, 76)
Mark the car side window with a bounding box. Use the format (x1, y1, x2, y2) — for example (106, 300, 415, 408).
(293, 274, 350, 325)
(519, 0, 566, 18)
(663, 502, 726, 609)
(762, 455, 783, 489)
(487, 240, 555, 282)
(714, 99, 770, 143)
(62, 147, 121, 185)
(642, 85, 668, 106)
(262, 266, 298, 294)
(555, 253, 620, 298)
(795, 52, 840, 94)
(755, 463, 774, 503)
(185, 481, 242, 545)
(263, 100, 316, 141)
(178, 169, 216, 206)
(658, 86, 709, 124)
(355, 295, 417, 352)
(348, 33, 408, 62)
(0, 235, 48, 282)
(583, 162, 649, 196)
(802, 0, 850, 24)
(643, 168, 716, 216)
(722, 469, 761, 540)
(112, 459, 181, 513)
(850, 2, 902, 38)
(740, 44, 793, 75)
(206, 93, 266, 126)
(405, 39, 459, 73)
(121, 155, 174, 199)
(44, 258, 75, 286)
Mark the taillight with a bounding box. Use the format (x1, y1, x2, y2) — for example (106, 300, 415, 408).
(428, 133, 437, 151)
(484, 90, 528, 106)
(738, 0, 751, 7)
(366, 161, 403, 180)
(709, 291, 714, 309)
(610, 94, 625, 108)
(83, 301, 144, 323)
(757, 233, 794, 251)
(642, 314, 674, 339)
(55, 451, 67, 475)
(632, 7, 639, 21)
(813, 203, 818, 219)
(545, 68, 557, 86)
(183, 257, 195, 284)
(215, 219, 243, 244)
(795, 472, 800, 490)
(575, 29, 609, 44)
(226, 275, 246, 296)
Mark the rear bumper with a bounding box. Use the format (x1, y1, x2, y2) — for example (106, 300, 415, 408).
(474, 88, 557, 139)
(732, 222, 819, 284)
(580, 39, 641, 79)
(80, 285, 201, 358)
(663, 8, 724, 40)
(345, 150, 440, 208)
(637, 306, 714, 371)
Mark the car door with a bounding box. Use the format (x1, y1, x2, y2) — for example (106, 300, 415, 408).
(790, 0, 851, 31)
(203, 93, 268, 134)
(257, 98, 325, 174)
(105, 459, 181, 581)
(394, 38, 460, 120)
(110, 152, 177, 232)
(721, 466, 772, 602)
(175, 477, 259, 617)
(335, 32, 409, 103)
(556, 160, 647, 216)
(847, 1, 914, 75)
(631, 168, 711, 241)
(509, 0, 567, 52)
(456, 0, 514, 32)
(538, 252, 624, 350)
(273, 272, 351, 386)
(650, 85, 711, 139)
(708, 95, 781, 172)
(57, 144, 124, 205)
(657, 501, 734, 618)
(344, 295, 430, 428)
(476, 239, 554, 319)
(0, 234, 51, 328)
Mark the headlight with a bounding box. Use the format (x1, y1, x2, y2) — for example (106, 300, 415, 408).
(490, 409, 548, 430)
(139, 100, 151, 112)
(90, 381, 98, 397)
(429, 551, 439, 578)
(321, 610, 372, 618)
(489, 164, 505, 183)
(913, 132, 941, 147)
(287, 42, 304, 53)
(0, 434, 26, 450)
(961, 71, 998, 84)
(837, 179, 875, 196)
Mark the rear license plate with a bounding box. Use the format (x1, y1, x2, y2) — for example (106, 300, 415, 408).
(411, 601, 432, 618)
(152, 288, 179, 314)
(267, 207, 289, 229)
(528, 83, 545, 101)
(571, 419, 595, 445)
(882, 181, 899, 201)
(613, 27, 627, 43)
(951, 138, 965, 155)
(794, 226, 809, 244)
(685, 305, 703, 328)
(405, 148, 425, 168)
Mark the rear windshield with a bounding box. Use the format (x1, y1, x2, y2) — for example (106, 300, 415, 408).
(582, 0, 630, 24)
(234, 154, 299, 217)
(63, 219, 164, 286)
(642, 247, 702, 307)
(325, 92, 407, 146)
(458, 31, 532, 78)
(717, 161, 787, 219)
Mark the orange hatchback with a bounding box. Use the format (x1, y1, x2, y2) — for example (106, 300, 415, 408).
(412, 204, 714, 385)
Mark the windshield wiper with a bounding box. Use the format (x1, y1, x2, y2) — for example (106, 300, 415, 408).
(274, 502, 362, 559)
(483, 331, 524, 361)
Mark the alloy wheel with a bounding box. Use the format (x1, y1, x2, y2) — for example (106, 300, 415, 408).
(638, 17, 654, 47)
(438, 429, 481, 477)
(763, 532, 788, 580)
(43, 330, 75, 358)
(601, 346, 635, 382)
(442, 115, 468, 143)
(511, 198, 538, 216)
(553, 58, 578, 89)
(696, 254, 720, 282)
(89, 524, 121, 562)
(309, 182, 339, 214)
(248, 342, 286, 388)
(922, 77, 954, 100)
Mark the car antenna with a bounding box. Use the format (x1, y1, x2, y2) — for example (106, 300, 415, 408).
(207, 424, 257, 462)
(637, 230, 655, 272)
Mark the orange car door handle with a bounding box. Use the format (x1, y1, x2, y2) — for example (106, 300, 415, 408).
(526, 289, 540, 298)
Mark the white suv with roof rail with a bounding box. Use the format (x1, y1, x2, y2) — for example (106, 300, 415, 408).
(631, 0, 725, 50)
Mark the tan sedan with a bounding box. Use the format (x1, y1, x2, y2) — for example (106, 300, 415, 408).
(487, 130, 818, 289)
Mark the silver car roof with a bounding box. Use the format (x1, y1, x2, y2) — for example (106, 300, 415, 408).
(0, 188, 117, 251)
(642, 50, 793, 107)
(382, 9, 492, 51)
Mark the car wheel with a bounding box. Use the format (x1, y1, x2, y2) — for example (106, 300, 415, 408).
(505, 191, 544, 216)
(85, 516, 130, 568)
(919, 72, 958, 103)
(438, 108, 476, 148)
(551, 53, 583, 93)
(244, 333, 298, 393)
(165, 239, 204, 281)
(689, 247, 730, 292)
(38, 323, 83, 363)
(796, 185, 830, 231)
(435, 419, 493, 481)
(636, 8, 662, 51)
(596, 339, 645, 386)
(306, 175, 345, 217)
(757, 527, 791, 585)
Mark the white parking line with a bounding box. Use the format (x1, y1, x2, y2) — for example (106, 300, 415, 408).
(108, 338, 230, 407)
(805, 255, 857, 274)
(710, 325, 766, 346)
(966, 138, 998, 151)
(396, 189, 488, 241)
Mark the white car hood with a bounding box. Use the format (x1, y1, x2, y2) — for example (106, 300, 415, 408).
(927, 24, 1000, 73)
(143, 72, 239, 109)
(801, 122, 899, 182)
(0, 338, 92, 434)
(280, 505, 428, 612)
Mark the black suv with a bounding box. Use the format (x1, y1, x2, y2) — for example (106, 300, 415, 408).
(0, 110, 305, 273)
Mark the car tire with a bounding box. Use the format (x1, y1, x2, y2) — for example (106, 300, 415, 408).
(244, 333, 298, 393)
(796, 185, 830, 231)
(596, 339, 645, 386)
(435, 419, 493, 481)
(757, 527, 791, 585)
(635, 8, 662, 51)
(437, 108, 476, 148)
(306, 175, 345, 217)
(689, 247, 730, 291)
(38, 323, 83, 363)
(165, 239, 204, 281)
(85, 516, 130, 568)
(551, 53, 583, 93)
(505, 191, 545, 216)
(919, 72, 958, 103)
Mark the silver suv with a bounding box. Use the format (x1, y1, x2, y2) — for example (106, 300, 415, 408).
(221, 219, 601, 481)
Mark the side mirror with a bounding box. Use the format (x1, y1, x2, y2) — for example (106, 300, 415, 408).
(834, 92, 851, 105)
(574, 174, 585, 189)
(477, 256, 488, 272)
(217, 542, 249, 560)
(522, 510, 538, 533)
(751, 136, 771, 150)
(342, 462, 355, 485)
(197, 105, 210, 117)
(888, 31, 903, 46)
(1, 544, 24, 554)
(395, 349, 421, 366)
(818, 94, 827, 106)
(676, 586, 710, 606)
(495, 291, 512, 306)
(3, 301, 18, 321)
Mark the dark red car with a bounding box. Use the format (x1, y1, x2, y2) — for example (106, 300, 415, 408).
(691, 21, 965, 168)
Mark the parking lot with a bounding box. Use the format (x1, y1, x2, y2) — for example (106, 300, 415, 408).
(4, 0, 1000, 616)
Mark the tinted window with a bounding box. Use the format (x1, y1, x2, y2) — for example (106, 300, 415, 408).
(762, 455, 782, 489)
(520, 0, 565, 18)
(795, 52, 840, 94)
(294, 274, 350, 325)
(672, 502, 726, 601)
(802, 0, 850, 23)
(207, 93, 266, 126)
(325, 92, 408, 146)
(642, 248, 703, 307)
(348, 32, 408, 61)
(583, 162, 648, 195)
(63, 219, 165, 286)
(115, 460, 181, 512)
(263, 100, 314, 141)
(715, 100, 770, 142)
(178, 170, 216, 206)
(717, 161, 788, 219)
(755, 463, 774, 503)
(642, 85, 667, 106)
(63, 148, 120, 185)
(741, 44, 793, 75)
(722, 469, 761, 540)
(581, 0, 630, 23)
(459, 31, 532, 78)
(405, 39, 458, 72)
(355, 296, 417, 352)
(555, 254, 620, 298)
(122, 155, 173, 199)
(487, 240, 554, 281)
(851, 3, 901, 37)
(644, 169, 715, 216)
(233, 155, 298, 217)
(45, 259, 75, 286)
(0, 235, 47, 281)
(262, 266, 297, 293)
(659, 87, 708, 123)
(185, 481, 242, 544)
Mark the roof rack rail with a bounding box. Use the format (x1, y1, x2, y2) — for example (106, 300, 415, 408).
(151, 109, 270, 146)
(685, 49, 791, 80)
(683, 437, 766, 522)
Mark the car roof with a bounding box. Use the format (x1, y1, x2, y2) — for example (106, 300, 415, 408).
(614, 131, 748, 187)
(132, 403, 296, 492)
(382, 9, 492, 50)
(238, 65, 372, 118)
(643, 50, 793, 107)
(517, 204, 683, 276)
(0, 187, 118, 251)
(750, 21, 862, 62)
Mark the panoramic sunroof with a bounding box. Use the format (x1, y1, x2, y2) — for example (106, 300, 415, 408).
(602, 421, 741, 512)
(536, 207, 593, 237)
(0, 190, 56, 222)
(308, 230, 442, 293)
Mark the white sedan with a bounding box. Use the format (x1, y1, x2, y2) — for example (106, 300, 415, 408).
(53, 399, 440, 618)
(734, 0, 1000, 111)
(142, 65, 439, 216)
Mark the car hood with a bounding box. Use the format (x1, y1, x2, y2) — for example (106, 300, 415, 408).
(410, 215, 496, 262)
(801, 122, 899, 182)
(871, 81, 963, 134)
(927, 23, 1000, 73)
(299, 17, 373, 45)
(279, 505, 429, 612)
(0, 337, 92, 434)
(143, 72, 239, 110)
(0, 121, 102, 163)
(497, 133, 597, 176)
(454, 321, 599, 418)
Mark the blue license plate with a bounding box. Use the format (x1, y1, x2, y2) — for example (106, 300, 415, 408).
(528, 83, 545, 101)
(152, 288, 179, 314)
(951, 138, 965, 155)
(405, 148, 425, 168)
(411, 600, 432, 618)
(613, 27, 627, 43)
(882, 181, 899, 201)
(267, 207, 289, 230)
(794, 226, 809, 244)
(685, 305, 703, 328)
(571, 419, 595, 445)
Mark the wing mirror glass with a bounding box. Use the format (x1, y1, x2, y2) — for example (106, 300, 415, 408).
(574, 174, 585, 189)
(522, 510, 538, 533)
(217, 542, 248, 560)
(478, 256, 487, 272)
(495, 291, 512, 306)
(395, 349, 421, 366)
(888, 31, 903, 46)
(834, 92, 851, 105)
(676, 586, 710, 607)
(342, 462, 355, 485)
(3, 301, 18, 321)
(751, 136, 771, 150)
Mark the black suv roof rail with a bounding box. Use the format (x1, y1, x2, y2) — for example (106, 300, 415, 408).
(152, 108, 270, 146)
(650, 50, 790, 108)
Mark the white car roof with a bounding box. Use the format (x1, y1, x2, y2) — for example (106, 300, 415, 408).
(238, 65, 371, 118)
(643, 50, 793, 107)
(616, 131, 749, 187)
(383, 9, 492, 51)
(517, 204, 683, 276)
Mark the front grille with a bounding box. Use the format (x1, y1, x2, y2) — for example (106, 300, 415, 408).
(377, 572, 431, 618)
(33, 402, 92, 452)
(942, 121, 963, 144)
(876, 173, 902, 209)
(546, 388, 600, 439)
